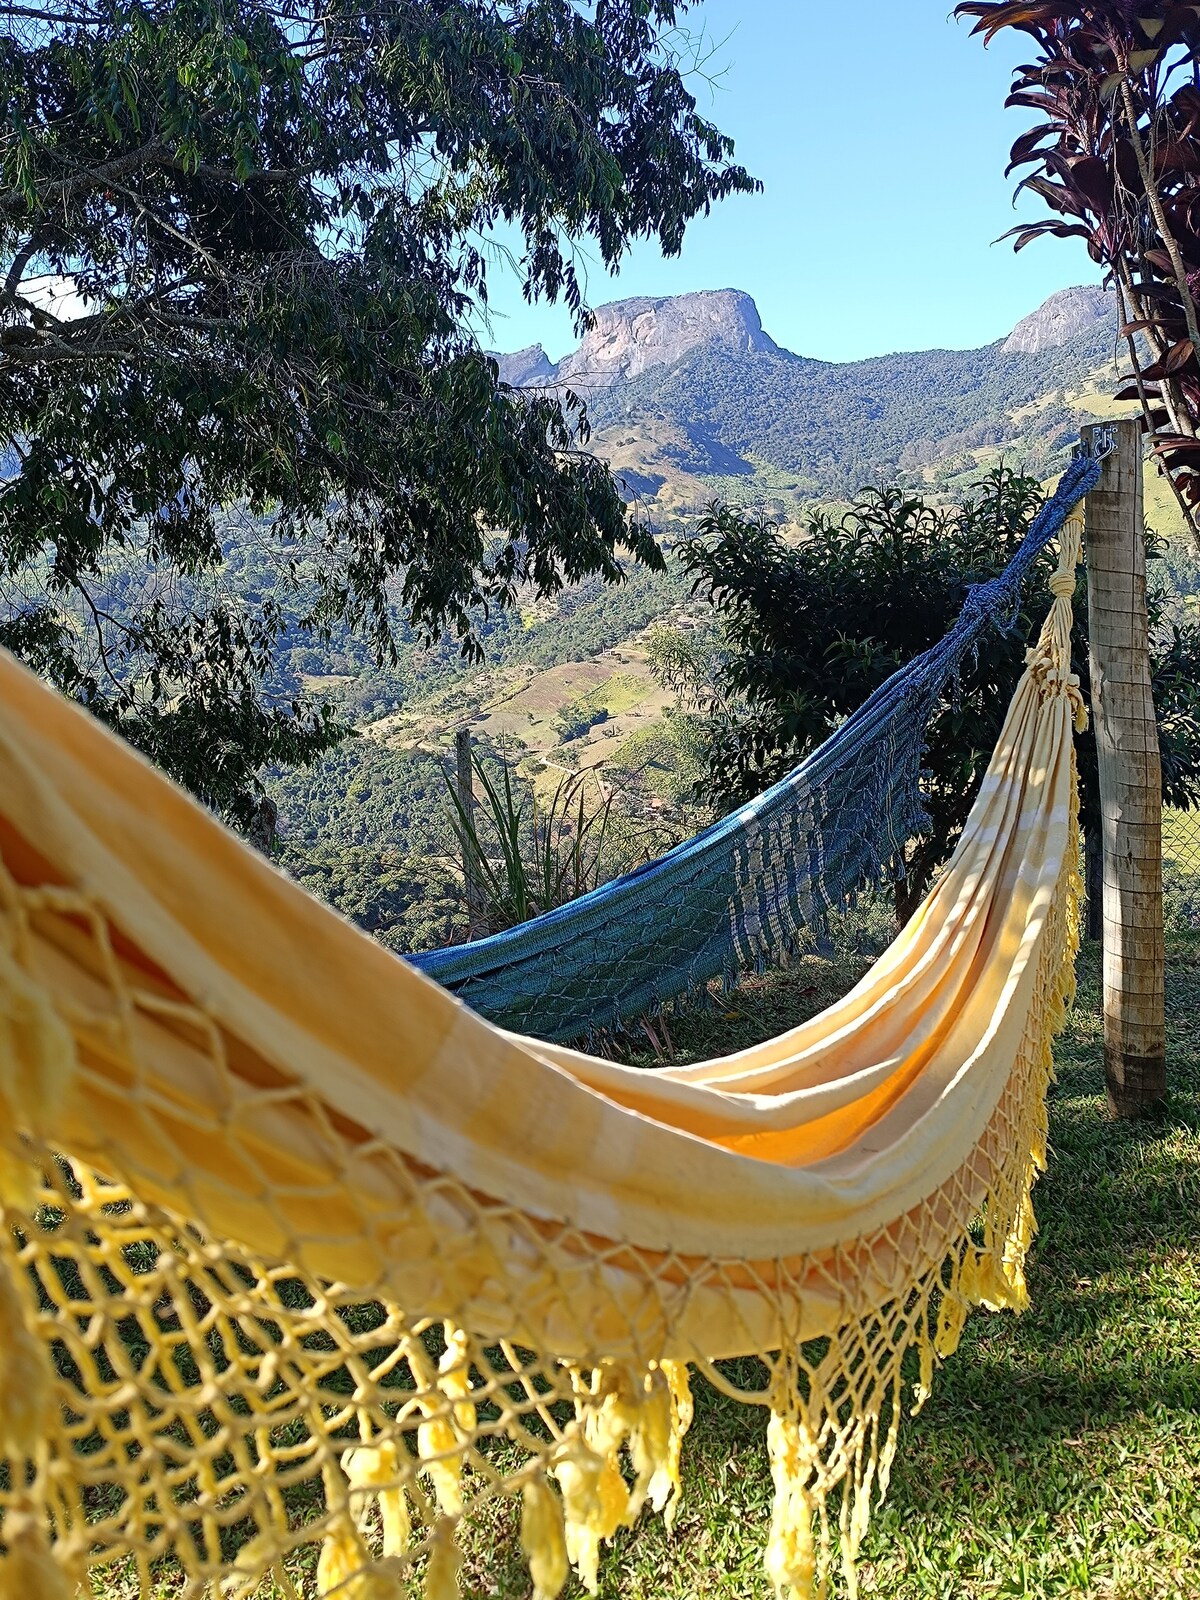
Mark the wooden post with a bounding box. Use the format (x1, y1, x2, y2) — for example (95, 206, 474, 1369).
(1083, 419, 1166, 1117)
(455, 728, 489, 940)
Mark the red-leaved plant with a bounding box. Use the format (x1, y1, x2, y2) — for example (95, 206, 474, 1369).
(956, 1, 1200, 551)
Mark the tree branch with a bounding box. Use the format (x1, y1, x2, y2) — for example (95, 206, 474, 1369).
(1121, 79, 1200, 353)
(2, 237, 42, 301)
(0, 141, 164, 220)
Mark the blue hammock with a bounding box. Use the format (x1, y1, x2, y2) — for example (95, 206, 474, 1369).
(409, 452, 1102, 1042)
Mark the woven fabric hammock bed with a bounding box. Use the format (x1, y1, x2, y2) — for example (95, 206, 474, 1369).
(0, 510, 1088, 1600)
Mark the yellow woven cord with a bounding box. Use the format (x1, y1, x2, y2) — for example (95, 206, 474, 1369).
(0, 518, 1086, 1599)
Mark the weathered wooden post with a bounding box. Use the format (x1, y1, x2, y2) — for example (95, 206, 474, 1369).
(1083, 419, 1166, 1117)
(455, 728, 489, 940)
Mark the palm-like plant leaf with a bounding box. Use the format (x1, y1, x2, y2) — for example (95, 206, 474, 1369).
(956, 0, 1200, 547)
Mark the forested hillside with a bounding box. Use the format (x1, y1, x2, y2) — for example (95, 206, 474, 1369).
(267, 281, 1168, 951)
(498, 283, 1125, 516)
(589, 321, 1115, 500)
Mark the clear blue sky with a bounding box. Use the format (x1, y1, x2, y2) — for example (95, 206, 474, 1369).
(477, 0, 1102, 364)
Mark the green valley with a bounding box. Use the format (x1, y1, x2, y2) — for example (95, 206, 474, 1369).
(266, 282, 1199, 949)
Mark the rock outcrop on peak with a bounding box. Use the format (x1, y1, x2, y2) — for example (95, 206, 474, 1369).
(494, 288, 782, 393)
(1001, 284, 1114, 355)
(493, 344, 556, 388)
(554, 288, 780, 388)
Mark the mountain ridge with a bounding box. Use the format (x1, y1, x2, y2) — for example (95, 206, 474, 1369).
(493, 283, 1123, 512)
(495, 283, 1114, 388)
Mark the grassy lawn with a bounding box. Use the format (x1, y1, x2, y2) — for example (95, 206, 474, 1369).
(564, 933, 1200, 1600)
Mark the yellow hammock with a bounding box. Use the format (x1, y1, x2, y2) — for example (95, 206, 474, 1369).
(0, 518, 1087, 1600)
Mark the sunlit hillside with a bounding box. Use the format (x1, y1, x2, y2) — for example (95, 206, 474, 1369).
(264, 282, 1200, 949)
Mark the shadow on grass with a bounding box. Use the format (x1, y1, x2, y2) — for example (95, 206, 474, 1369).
(566, 937, 1200, 1598)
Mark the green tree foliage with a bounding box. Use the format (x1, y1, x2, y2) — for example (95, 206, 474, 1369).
(552, 696, 608, 743)
(279, 843, 464, 953)
(0, 0, 754, 823)
(675, 468, 1200, 919)
(267, 739, 455, 854)
(269, 738, 464, 950)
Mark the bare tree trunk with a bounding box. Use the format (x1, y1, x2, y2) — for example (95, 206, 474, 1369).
(456, 728, 489, 941)
(894, 871, 923, 931)
(1084, 420, 1166, 1118)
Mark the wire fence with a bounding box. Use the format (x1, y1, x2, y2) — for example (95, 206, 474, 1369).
(1164, 808, 1200, 931)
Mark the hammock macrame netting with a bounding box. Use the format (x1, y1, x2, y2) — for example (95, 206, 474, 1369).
(0, 471, 1093, 1600)
(409, 453, 1100, 1042)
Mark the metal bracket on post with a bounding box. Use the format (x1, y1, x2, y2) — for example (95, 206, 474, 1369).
(1077, 422, 1119, 463)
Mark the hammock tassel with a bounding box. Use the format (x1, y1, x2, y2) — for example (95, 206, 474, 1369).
(424, 1521, 463, 1600)
(416, 1415, 464, 1519)
(520, 1477, 570, 1600)
(764, 1410, 819, 1600)
(551, 1432, 613, 1594)
(913, 1333, 935, 1412)
(438, 1325, 478, 1435)
(549, 1358, 695, 1592)
(645, 1360, 694, 1524)
(0, 1507, 74, 1600)
(624, 1375, 673, 1519)
(346, 1441, 412, 1559)
(316, 1516, 408, 1600)
(415, 1325, 477, 1519)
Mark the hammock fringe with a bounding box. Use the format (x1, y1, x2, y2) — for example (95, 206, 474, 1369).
(0, 506, 1091, 1599)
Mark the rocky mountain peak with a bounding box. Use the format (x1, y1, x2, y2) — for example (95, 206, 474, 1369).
(495, 288, 781, 391)
(557, 289, 779, 387)
(1001, 284, 1115, 355)
(492, 282, 1119, 412)
(493, 344, 556, 388)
